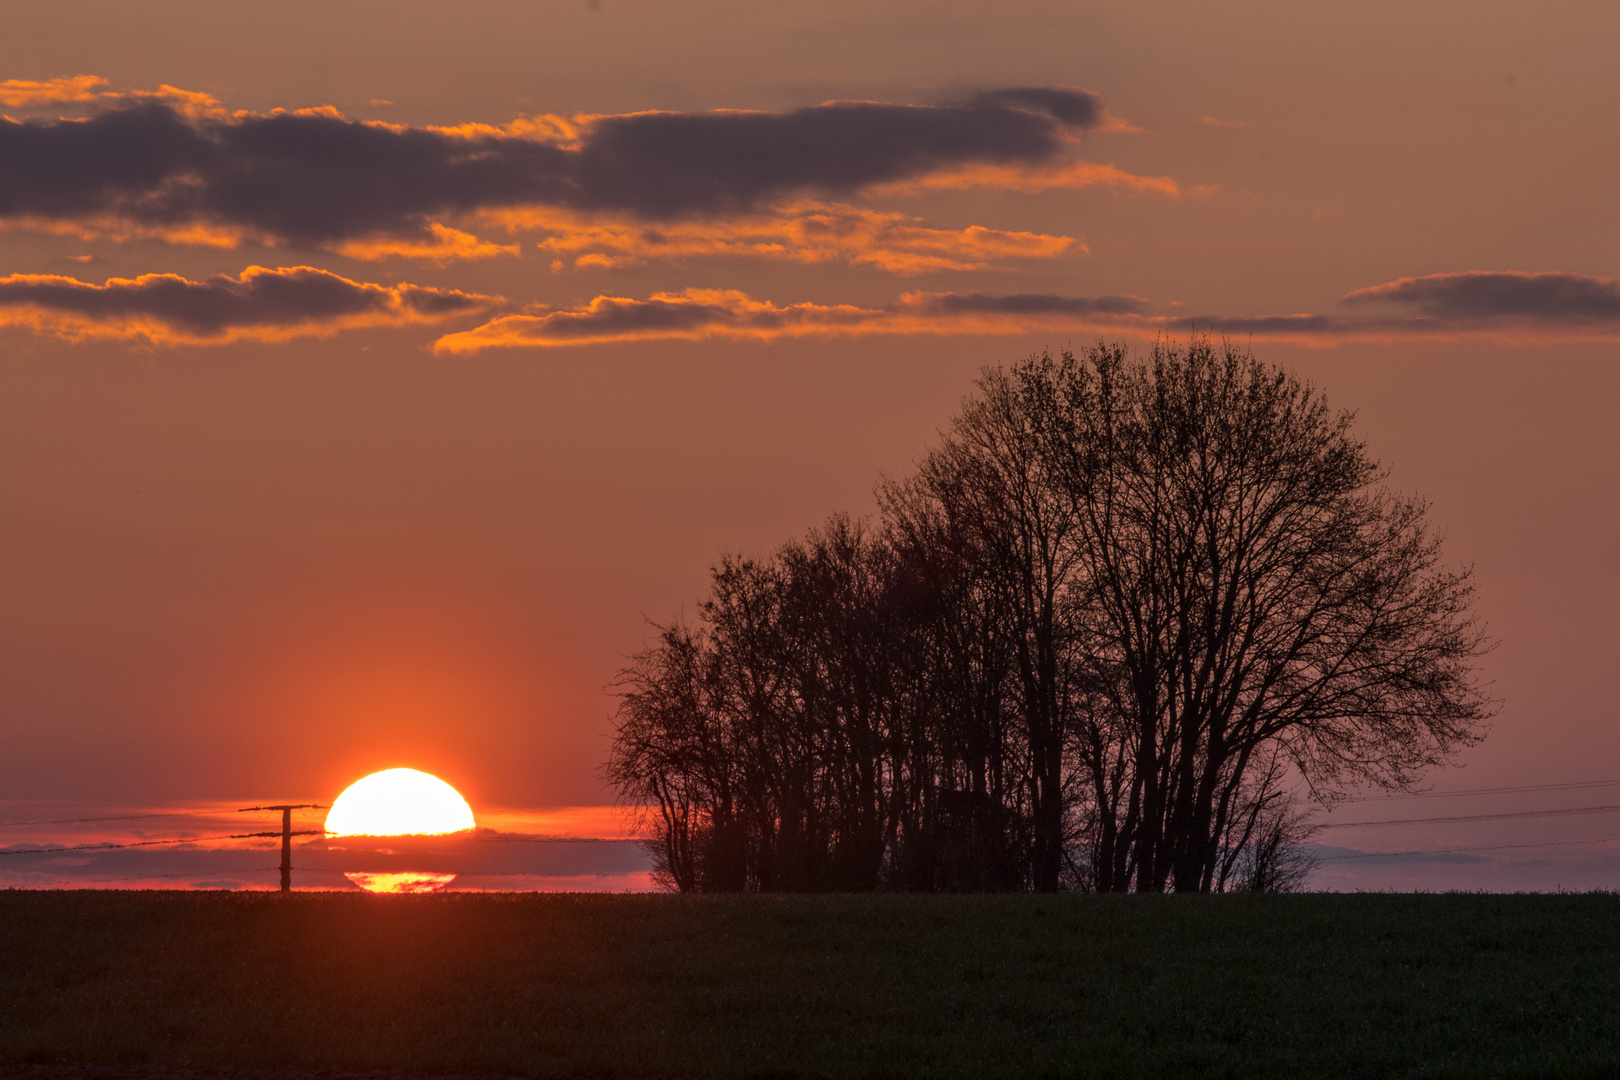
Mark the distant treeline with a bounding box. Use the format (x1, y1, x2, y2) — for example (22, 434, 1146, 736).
(607, 340, 1492, 893)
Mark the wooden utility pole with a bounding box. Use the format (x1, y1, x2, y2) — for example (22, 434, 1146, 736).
(238, 804, 325, 892)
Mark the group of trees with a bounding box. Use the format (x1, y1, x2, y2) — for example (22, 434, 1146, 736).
(607, 339, 1492, 892)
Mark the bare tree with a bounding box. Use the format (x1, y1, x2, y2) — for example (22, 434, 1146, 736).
(1028, 339, 1493, 891)
(607, 338, 1493, 893)
(882, 370, 1091, 892)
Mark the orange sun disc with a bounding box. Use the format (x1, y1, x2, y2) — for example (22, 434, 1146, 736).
(324, 767, 476, 837)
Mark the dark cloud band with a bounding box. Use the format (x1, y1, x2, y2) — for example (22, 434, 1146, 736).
(1344, 271, 1620, 323)
(18, 266, 1607, 352)
(0, 265, 499, 341)
(432, 287, 1143, 352)
(434, 272, 1620, 353)
(0, 88, 1104, 243)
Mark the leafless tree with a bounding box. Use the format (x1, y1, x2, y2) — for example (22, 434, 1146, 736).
(880, 371, 1094, 892)
(607, 338, 1493, 893)
(1027, 339, 1492, 890)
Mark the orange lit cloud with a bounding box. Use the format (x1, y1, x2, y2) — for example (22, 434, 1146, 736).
(0, 75, 108, 108)
(0, 76, 225, 119)
(0, 265, 503, 346)
(432, 271, 1620, 353)
(0, 215, 249, 249)
(434, 290, 888, 352)
(870, 160, 1212, 199)
(332, 223, 520, 264)
(432, 288, 1147, 353)
(487, 202, 1079, 273)
(0, 83, 1169, 257)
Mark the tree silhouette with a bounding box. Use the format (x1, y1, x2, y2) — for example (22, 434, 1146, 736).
(607, 339, 1493, 892)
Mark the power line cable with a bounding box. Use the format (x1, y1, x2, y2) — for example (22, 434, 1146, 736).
(0, 829, 322, 856)
(0, 805, 326, 829)
(1319, 803, 1620, 829)
(1320, 836, 1620, 861)
(1345, 778, 1620, 803)
(0, 810, 223, 829)
(447, 870, 652, 878)
(472, 834, 637, 844)
(0, 866, 283, 885)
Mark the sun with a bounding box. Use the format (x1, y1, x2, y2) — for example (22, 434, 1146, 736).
(324, 767, 476, 837)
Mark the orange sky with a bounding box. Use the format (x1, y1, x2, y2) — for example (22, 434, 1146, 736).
(0, 2, 1617, 887)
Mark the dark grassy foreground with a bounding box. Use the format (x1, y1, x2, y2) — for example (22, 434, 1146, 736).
(2, 892, 1618, 1080)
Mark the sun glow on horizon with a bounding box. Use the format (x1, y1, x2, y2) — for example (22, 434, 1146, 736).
(324, 767, 476, 837)
(344, 870, 458, 894)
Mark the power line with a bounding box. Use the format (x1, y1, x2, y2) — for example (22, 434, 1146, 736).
(238, 805, 325, 893)
(0, 810, 221, 829)
(1346, 778, 1620, 803)
(288, 866, 652, 885)
(1321, 836, 1620, 861)
(0, 804, 327, 829)
(1320, 803, 1620, 830)
(449, 870, 652, 878)
(0, 866, 283, 885)
(473, 834, 637, 844)
(0, 830, 322, 856)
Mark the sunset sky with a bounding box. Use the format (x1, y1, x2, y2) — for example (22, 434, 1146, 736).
(2, 0, 1618, 888)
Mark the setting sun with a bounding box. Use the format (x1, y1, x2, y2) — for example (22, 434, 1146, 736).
(324, 768, 476, 837)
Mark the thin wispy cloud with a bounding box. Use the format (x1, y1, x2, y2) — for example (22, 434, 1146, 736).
(1344, 271, 1620, 324)
(1168, 272, 1620, 343)
(431, 289, 1148, 352)
(0, 265, 502, 345)
(865, 159, 1201, 199)
(490, 202, 1080, 274)
(11, 266, 1608, 352)
(909, 291, 1145, 317)
(431, 271, 1620, 352)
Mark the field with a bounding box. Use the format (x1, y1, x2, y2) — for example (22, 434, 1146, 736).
(2, 891, 1618, 1079)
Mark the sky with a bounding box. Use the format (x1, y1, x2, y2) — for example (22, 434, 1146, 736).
(1, 0, 1618, 889)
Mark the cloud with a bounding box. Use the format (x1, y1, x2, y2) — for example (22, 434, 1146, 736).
(487, 202, 1079, 273)
(867, 159, 1208, 199)
(331, 223, 521, 264)
(433, 290, 884, 351)
(0, 75, 108, 108)
(564, 89, 1105, 218)
(909, 290, 1145, 316)
(0, 265, 501, 345)
(431, 288, 1147, 353)
(1162, 313, 1347, 338)
(0, 83, 1156, 252)
(966, 87, 1104, 127)
(0, 78, 226, 119)
(432, 270, 1620, 354)
(1343, 271, 1620, 324)
(1156, 272, 1620, 344)
(14, 267, 1612, 352)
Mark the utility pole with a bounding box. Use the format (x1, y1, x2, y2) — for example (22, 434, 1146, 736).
(238, 804, 325, 892)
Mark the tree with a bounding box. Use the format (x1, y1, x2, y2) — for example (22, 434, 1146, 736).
(880, 366, 1091, 892)
(1019, 339, 1492, 891)
(607, 338, 1493, 893)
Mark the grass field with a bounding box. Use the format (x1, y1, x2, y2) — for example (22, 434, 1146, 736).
(2, 891, 1618, 1079)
